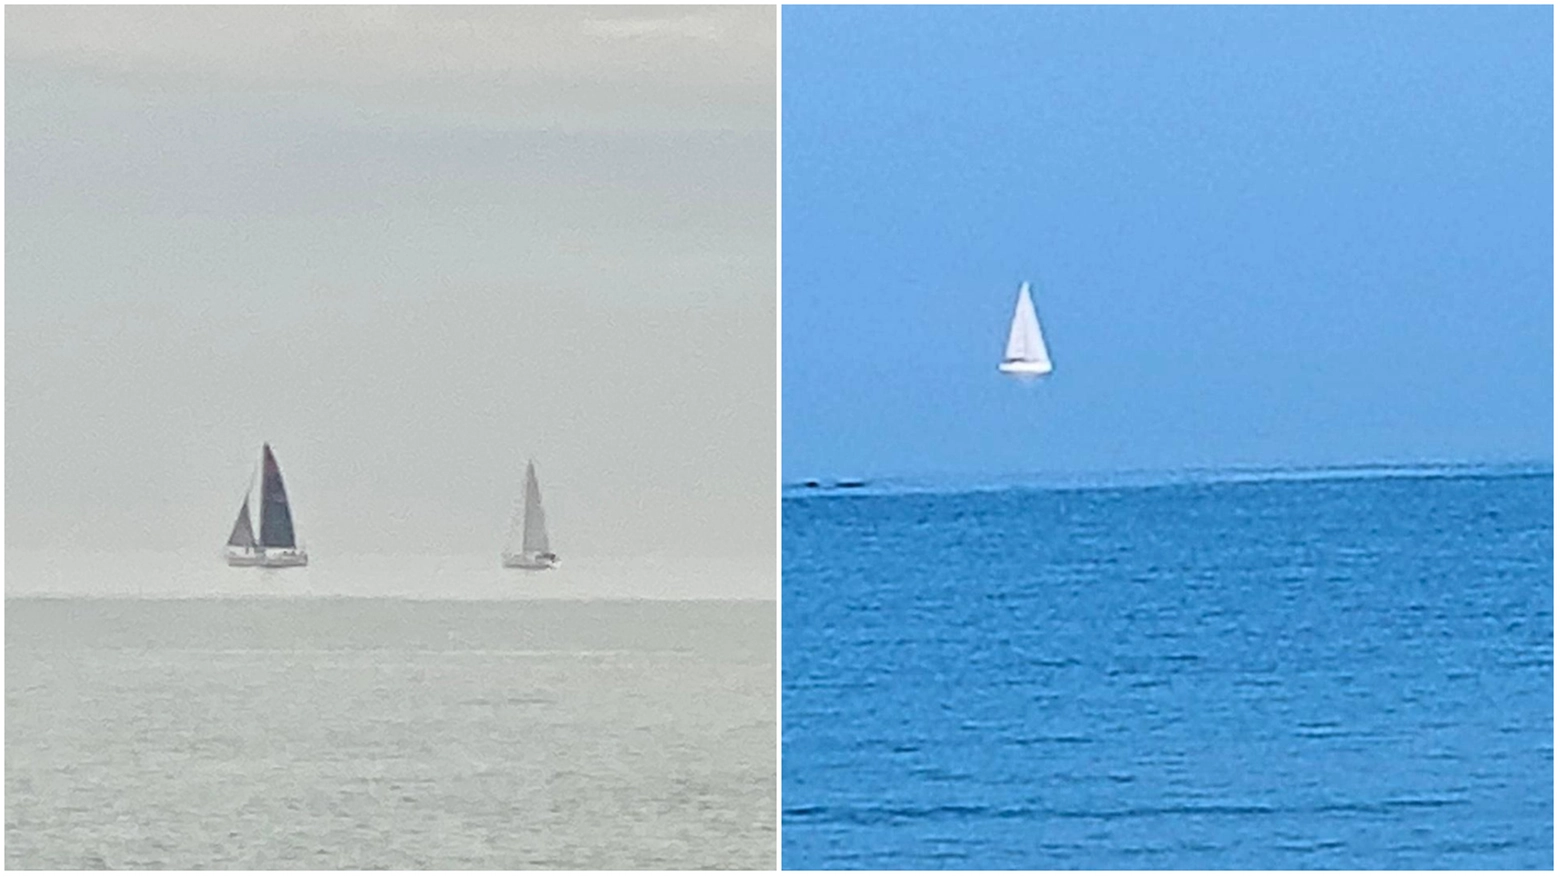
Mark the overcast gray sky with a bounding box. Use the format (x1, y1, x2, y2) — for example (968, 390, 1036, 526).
(6, 6, 776, 568)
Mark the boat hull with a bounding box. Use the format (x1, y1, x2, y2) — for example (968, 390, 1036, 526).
(502, 554, 559, 571)
(999, 359, 1053, 377)
(227, 549, 308, 568)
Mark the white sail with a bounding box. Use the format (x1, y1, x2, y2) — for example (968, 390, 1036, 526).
(999, 282, 1052, 376)
(504, 459, 557, 569)
(521, 461, 550, 554)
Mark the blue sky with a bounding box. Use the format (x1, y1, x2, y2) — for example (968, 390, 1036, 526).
(782, 5, 1551, 480)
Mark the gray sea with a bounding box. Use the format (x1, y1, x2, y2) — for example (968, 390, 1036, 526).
(7, 597, 775, 869)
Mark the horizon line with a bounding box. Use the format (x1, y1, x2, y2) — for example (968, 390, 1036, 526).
(783, 458, 1552, 496)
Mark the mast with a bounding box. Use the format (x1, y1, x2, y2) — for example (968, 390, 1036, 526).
(258, 443, 298, 549)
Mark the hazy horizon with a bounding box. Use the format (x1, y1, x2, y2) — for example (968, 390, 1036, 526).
(7, 6, 777, 586)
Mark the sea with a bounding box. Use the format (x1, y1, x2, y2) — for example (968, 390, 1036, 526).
(781, 464, 1552, 869)
(6, 574, 775, 869)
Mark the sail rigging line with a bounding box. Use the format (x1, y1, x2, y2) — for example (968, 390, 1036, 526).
(503, 493, 527, 557)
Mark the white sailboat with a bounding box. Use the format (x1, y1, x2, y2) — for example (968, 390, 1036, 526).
(225, 443, 308, 568)
(998, 281, 1053, 379)
(502, 460, 559, 570)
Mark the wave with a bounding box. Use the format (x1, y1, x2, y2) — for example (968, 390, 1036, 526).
(784, 795, 1470, 826)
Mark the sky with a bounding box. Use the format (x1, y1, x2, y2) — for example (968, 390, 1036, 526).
(782, 5, 1552, 481)
(6, 6, 777, 575)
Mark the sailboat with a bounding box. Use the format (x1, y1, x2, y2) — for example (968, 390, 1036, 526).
(502, 460, 559, 570)
(998, 281, 1053, 379)
(225, 443, 308, 568)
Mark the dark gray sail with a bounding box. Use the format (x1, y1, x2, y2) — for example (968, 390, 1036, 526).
(226, 496, 256, 548)
(258, 444, 297, 549)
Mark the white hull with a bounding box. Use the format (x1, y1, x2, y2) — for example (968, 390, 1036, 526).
(999, 359, 1053, 377)
(226, 548, 308, 568)
(502, 553, 559, 571)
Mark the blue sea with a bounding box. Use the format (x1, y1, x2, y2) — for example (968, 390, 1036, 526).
(781, 465, 1552, 869)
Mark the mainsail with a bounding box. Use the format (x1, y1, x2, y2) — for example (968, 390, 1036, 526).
(226, 495, 256, 549)
(999, 282, 1053, 376)
(521, 460, 550, 554)
(258, 443, 297, 549)
(505, 460, 552, 558)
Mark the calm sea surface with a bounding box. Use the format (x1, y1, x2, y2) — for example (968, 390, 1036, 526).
(782, 468, 1552, 869)
(7, 598, 775, 869)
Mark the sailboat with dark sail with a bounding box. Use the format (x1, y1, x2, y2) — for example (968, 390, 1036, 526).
(225, 443, 308, 568)
(503, 460, 559, 570)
